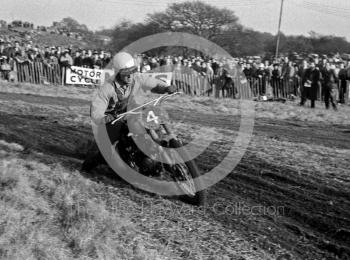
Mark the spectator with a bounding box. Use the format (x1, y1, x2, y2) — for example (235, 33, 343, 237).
(191, 60, 202, 74)
(264, 60, 272, 82)
(149, 57, 159, 70)
(314, 56, 320, 68)
(322, 62, 338, 110)
(280, 57, 289, 78)
(221, 68, 236, 98)
(50, 47, 57, 58)
(338, 62, 348, 104)
(162, 57, 173, 72)
(141, 59, 151, 73)
(99, 51, 107, 68)
(298, 60, 309, 99)
(81, 49, 86, 59)
(271, 62, 281, 97)
(211, 59, 220, 75)
(14, 41, 22, 54)
(73, 50, 83, 67)
(243, 63, 254, 80)
(182, 59, 189, 68)
(49, 51, 59, 65)
(300, 61, 321, 108)
(256, 63, 267, 95)
(43, 46, 50, 59)
(281, 60, 295, 94)
(27, 49, 36, 62)
(93, 50, 103, 69)
(347, 61, 350, 85)
(0, 55, 11, 80)
(103, 51, 111, 68)
(292, 63, 300, 96)
(205, 60, 214, 82)
(320, 57, 327, 69)
(33, 48, 43, 62)
(200, 62, 207, 76)
(243, 63, 255, 93)
(82, 49, 94, 68)
(59, 49, 73, 68)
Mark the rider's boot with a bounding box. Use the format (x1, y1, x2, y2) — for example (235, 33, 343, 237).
(81, 151, 106, 173)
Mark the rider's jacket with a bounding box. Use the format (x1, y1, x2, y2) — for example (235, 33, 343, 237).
(90, 72, 169, 125)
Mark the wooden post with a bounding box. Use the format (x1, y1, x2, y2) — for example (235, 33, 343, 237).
(34, 62, 38, 84)
(345, 80, 350, 105)
(191, 74, 195, 96)
(16, 62, 21, 82)
(61, 66, 65, 86)
(49, 65, 53, 84)
(29, 63, 34, 83)
(39, 62, 43, 84)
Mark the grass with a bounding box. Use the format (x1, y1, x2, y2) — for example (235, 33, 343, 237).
(1, 81, 349, 259)
(1, 81, 349, 125)
(0, 81, 94, 101)
(0, 141, 173, 260)
(0, 139, 278, 260)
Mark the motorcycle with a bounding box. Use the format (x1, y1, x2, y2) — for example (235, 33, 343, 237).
(111, 92, 206, 206)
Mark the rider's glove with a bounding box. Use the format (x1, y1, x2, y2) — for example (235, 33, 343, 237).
(167, 85, 177, 94)
(105, 114, 116, 124)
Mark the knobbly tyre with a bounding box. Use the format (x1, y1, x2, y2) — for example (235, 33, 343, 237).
(110, 92, 206, 206)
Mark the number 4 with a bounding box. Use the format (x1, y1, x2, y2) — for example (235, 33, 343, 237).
(147, 110, 159, 124)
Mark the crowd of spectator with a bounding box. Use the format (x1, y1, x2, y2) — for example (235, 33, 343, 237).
(1, 35, 349, 108)
(138, 54, 350, 107)
(0, 35, 112, 80)
(240, 56, 350, 108)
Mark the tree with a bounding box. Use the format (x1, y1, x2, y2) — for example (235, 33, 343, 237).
(109, 20, 162, 52)
(310, 35, 350, 54)
(213, 27, 271, 57)
(60, 17, 90, 33)
(147, 1, 239, 40)
(106, 1, 350, 57)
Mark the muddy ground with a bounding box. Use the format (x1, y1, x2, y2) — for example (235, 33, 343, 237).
(0, 91, 349, 259)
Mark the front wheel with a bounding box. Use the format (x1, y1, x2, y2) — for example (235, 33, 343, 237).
(165, 139, 206, 206)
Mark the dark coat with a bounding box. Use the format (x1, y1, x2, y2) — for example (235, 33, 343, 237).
(304, 67, 321, 100)
(338, 68, 348, 90)
(322, 69, 338, 90)
(243, 68, 254, 79)
(271, 68, 281, 80)
(74, 56, 83, 67)
(82, 56, 94, 68)
(93, 58, 103, 69)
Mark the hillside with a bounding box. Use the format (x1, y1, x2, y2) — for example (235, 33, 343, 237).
(1, 28, 99, 49)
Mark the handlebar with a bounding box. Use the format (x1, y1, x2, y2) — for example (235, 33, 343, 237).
(111, 91, 182, 125)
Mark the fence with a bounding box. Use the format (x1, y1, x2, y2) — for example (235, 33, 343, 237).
(14, 62, 66, 85)
(3, 61, 349, 102)
(172, 71, 302, 99)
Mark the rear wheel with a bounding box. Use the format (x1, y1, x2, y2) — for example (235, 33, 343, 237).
(166, 139, 206, 206)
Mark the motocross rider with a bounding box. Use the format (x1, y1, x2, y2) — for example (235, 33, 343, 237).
(82, 51, 176, 172)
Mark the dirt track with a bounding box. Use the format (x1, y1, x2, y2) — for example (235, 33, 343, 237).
(0, 91, 349, 259)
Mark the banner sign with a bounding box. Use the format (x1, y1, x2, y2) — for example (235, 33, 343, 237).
(147, 72, 173, 85)
(66, 67, 172, 85)
(66, 66, 106, 85)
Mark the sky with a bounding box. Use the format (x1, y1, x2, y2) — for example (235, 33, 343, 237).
(1, 0, 350, 40)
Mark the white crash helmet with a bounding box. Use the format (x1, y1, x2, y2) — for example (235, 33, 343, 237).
(112, 52, 137, 75)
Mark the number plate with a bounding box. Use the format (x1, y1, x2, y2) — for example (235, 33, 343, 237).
(142, 107, 169, 129)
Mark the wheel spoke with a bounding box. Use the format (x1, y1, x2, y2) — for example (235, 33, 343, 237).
(173, 163, 196, 197)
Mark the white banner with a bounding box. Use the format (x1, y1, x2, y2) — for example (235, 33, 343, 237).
(66, 66, 106, 85)
(66, 67, 172, 86)
(147, 72, 173, 85)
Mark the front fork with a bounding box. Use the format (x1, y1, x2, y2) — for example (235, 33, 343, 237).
(148, 125, 176, 165)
